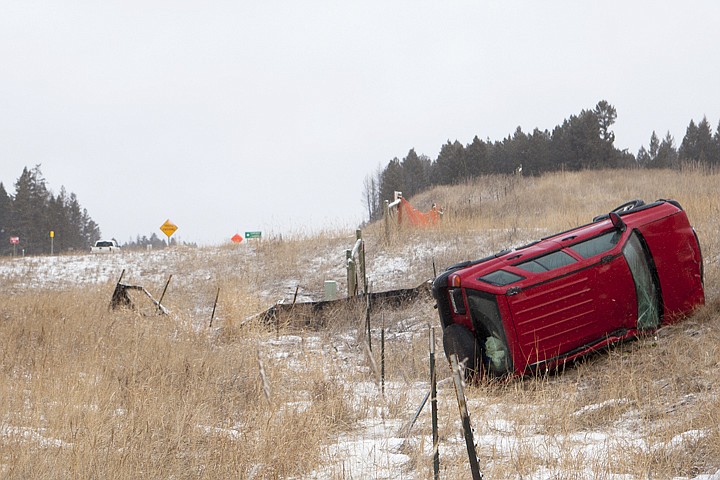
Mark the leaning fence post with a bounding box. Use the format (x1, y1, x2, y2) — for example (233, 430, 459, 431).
(450, 354, 483, 480)
(157, 274, 172, 311)
(209, 287, 220, 328)
(430, 327, 440, 479)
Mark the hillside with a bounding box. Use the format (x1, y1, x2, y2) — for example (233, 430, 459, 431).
(1, 167, 719, 479)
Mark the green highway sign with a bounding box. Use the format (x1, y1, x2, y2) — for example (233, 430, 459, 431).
(245, 231, 262, 239)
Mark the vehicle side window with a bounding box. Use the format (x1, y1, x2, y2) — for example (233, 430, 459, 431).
(478, 270, 525, 286)
(515, 250, 576, 273)
(623, 231, 661, 330)
(569, 231, 621, 258)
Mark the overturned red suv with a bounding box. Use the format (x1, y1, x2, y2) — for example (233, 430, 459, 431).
(432, 199, 705, 378)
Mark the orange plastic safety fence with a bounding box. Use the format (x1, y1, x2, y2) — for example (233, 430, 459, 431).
(397, 197, 442, 226)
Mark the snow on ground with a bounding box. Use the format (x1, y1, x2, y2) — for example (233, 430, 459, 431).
(2, 245, 719, 479)
(0, 248, 192, 291)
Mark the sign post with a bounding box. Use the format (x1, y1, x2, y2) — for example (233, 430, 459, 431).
(160, 219, 178, 245)
(10, 236, 19, 257)
(50, 230, 54, 255)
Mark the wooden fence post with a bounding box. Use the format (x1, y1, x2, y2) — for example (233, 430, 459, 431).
(357, 229, 367, 295)
(346, 249, 355, 297)
(384, 200, 390, 243)
(366, 290, 372, 351)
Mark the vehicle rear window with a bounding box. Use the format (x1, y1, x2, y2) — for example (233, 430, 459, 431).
(479, 270, 525, 286)
(515, 250, 576, 273)
(569, 231, 621, 258)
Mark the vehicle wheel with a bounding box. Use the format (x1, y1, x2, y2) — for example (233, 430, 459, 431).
(610, 199, 645, 213)
(593, 199, 646, 222)
(443, 324, 482, 379)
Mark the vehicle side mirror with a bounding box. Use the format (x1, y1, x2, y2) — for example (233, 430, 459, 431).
(609, 212, 626, 232)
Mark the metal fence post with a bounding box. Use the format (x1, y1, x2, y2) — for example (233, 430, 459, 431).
(450, 354, 482, 480)
(430, 327, 440, 479)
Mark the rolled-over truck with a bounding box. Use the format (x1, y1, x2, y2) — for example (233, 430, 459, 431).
(91, 240, 120, 253)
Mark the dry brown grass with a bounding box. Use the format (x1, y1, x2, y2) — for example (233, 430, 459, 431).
(1, 166, 719, 478)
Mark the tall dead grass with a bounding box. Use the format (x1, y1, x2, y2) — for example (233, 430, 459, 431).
(1, 166, 718, 478)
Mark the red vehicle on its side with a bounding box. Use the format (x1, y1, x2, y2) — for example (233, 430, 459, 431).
(432, 199, 705, 378)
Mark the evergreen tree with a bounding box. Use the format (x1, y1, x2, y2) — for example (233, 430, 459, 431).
(678, 118, 714, 163)
(525, 128, 552, 175)
(82, 208, 101, 249)
(637, 131, 661, 168)
(12, 165, 49, 255)
(714, 120, 720, 166)
(696, 117, 714, 163)
(379, 158, 403, 206)
(1, 166, 101, 255)
(636, 146, 651, 167)
(465, 136, 490, 176)
(649, 131, 660, 160)
(65, 193, 85, 250)
(0, 182, 11, 254)
(594, 100, 617, 144)
(46, 190, 68, 252)
(149, 233, 166, 250)
(508, 127, 532, 174)
(401, 149, 429, 198)
(655, 132, 678, 169)
(433, 140, 467, 184)
(550, 111, 602, 170)
(679, 119, 698, 162)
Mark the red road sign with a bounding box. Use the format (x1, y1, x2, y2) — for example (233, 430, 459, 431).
(231, 233, 243, 243)
(9, 236, 19, 245)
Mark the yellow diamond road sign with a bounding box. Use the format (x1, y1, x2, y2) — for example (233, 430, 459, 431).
(160, 219, 178, 238)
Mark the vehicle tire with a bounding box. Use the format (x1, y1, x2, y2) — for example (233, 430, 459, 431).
(593, 199, 646, 222)
(443, 323, 482, 379)
(610, 199, 645, 213)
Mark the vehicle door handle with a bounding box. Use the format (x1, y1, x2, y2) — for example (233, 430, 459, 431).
(600, 254, 615, 264)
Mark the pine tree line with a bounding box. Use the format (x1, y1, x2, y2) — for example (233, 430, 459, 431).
(0, 165, 100, 256)
(363, 100, 720, 221)
(121, 233, 197, 251)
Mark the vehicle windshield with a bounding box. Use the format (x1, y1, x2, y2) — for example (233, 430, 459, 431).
(623, 231, 661, 330)
(466, 290, 513, 376)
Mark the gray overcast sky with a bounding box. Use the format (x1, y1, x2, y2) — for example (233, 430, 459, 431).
(1, 2, 719, 245)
